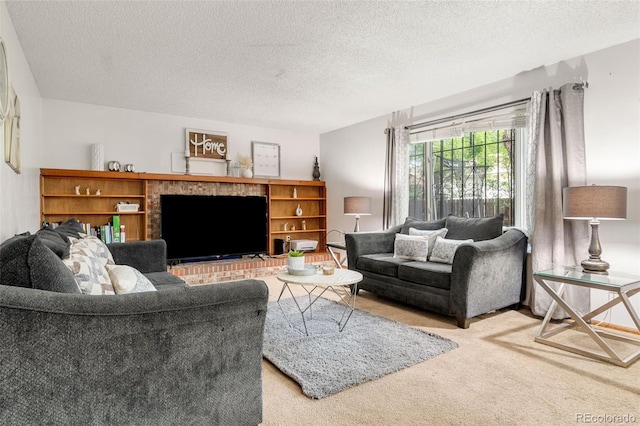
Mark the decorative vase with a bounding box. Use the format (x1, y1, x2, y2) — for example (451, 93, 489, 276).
(91, 144, 104, 171)
(243, 168, 253, 178)
(295, 204, 303, 216)
(288, 255, 305, 271)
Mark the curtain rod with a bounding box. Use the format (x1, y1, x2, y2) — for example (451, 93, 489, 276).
(404, 97, 530, 131)
(403, 81, 589, 132)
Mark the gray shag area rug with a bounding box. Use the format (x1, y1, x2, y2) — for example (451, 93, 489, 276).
(263, 297, 458, 399)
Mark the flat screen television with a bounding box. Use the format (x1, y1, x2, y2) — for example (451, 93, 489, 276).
(160, 194, 268, 262)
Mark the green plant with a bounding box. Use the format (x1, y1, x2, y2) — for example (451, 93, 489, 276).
(288, 250, 305, 257)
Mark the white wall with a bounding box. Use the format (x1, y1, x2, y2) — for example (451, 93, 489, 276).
(0, 2, 43, 241)
(320, 39, 640, 328)
(42, 100, 319, 179)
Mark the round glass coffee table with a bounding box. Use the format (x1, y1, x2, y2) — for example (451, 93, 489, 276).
(276, 268, 363, 336)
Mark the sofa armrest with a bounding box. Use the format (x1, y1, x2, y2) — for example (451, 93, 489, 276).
(450, 229, 528, 322)
(345, 231, 397, 270)
(0, 279, 268, 425)
(107, 239, 168, 273)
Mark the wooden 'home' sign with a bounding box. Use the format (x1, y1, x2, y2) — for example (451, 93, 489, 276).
(185, 129, 227, 160)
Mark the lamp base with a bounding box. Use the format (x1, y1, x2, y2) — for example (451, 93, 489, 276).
(581, 257, 610, 275)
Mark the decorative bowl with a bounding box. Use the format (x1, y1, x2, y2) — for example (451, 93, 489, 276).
(322, 266, 335, 275)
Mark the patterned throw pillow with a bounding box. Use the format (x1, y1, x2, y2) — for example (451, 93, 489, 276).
(72, 235, 115, 266)
(63, 238, 115, 295)
(106, 264, 157, 294)
(429, 236, 473, 264)
(393, 234, 429, 262)
(408, 227, 448, 257)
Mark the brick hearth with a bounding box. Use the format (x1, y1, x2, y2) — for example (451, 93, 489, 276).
(168, 252, 334, 286)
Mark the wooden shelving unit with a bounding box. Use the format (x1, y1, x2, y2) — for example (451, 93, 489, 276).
(267, 181, 327, 254)
(40, 169, 328, 254)
(40, 169, 147, 241)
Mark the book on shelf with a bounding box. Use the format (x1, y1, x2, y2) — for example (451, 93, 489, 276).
(112, 215, 121, 243)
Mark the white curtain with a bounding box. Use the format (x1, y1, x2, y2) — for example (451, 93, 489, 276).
(527, 83, 590, 318)
(383, 111, 411, 229)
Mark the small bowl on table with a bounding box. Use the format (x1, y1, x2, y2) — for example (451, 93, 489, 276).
(322, 265, 335, 275)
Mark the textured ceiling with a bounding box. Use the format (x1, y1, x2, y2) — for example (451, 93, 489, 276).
(5, 1, 640, 134)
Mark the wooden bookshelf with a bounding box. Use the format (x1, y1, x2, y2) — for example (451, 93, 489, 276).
(40, 169, 147, 241)
(40, 169, 327, 254)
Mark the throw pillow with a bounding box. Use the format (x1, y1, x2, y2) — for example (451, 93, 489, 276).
(444, 215, 504, 241)
(50, 218, 85, 239)
(408, 227, 448, 257)
(400, 217, 447, 234)
(429, 236, 473, 264)
(106, 264, 157, 294)
(0, 234, 81, 293)
(63, 239, 115, 295)
(35, 227, 71, 259)
(393, 234, 429, 262)
(69, 235, 115, 267)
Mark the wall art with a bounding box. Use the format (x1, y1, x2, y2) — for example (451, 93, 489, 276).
(4, 85, 20, 174)
(251, 141, 280, 178)
(185, 128, 227, 161)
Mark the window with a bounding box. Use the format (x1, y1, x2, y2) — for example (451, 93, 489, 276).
(410, 129, 522, 226)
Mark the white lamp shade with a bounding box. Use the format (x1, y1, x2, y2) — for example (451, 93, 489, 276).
(344, 196, 372, 216)
(563, 185, 627, 220)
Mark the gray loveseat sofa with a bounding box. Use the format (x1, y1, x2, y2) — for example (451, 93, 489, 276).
(346, 216, 528, 328)
(0, 226, 268, 425)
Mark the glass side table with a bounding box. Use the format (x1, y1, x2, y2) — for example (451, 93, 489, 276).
(533, 266, 640, 367)
(326, 242, 347, 269)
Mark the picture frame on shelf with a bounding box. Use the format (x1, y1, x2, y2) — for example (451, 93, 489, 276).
(252, 141, 280, 178)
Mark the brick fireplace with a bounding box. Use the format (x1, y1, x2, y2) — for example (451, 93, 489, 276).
(145, 179, 332, 284)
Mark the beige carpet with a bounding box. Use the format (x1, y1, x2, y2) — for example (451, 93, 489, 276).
(259, 275, 639, 425)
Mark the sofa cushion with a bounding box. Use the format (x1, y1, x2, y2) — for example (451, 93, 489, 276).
(444, 215, 503, 241)
(400, 217, 447, 234)
(35, 227, 71, 259)
(430, 237, 473, 264)
(398, 261, 453, 290)
(394, 234, 429, 262)
(0, 234, 81, 293)
(408, 227, 448, 257)
(51, 217, 85, 239)
(106, 264, 158, 294)
(356, 253, 410, 277)
(145, 272, 188, 290)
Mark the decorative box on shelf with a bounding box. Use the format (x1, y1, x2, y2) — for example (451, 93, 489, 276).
(116, 202, 140, 212)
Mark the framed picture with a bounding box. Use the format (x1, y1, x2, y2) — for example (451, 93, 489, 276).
(252, 141, 280, 178)
(4, 85, 20, 174)
(185, 128, 227, 161)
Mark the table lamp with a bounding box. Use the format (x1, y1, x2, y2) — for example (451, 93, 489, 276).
(344, 196, 372, 232)
(563, 185, 627, 274)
